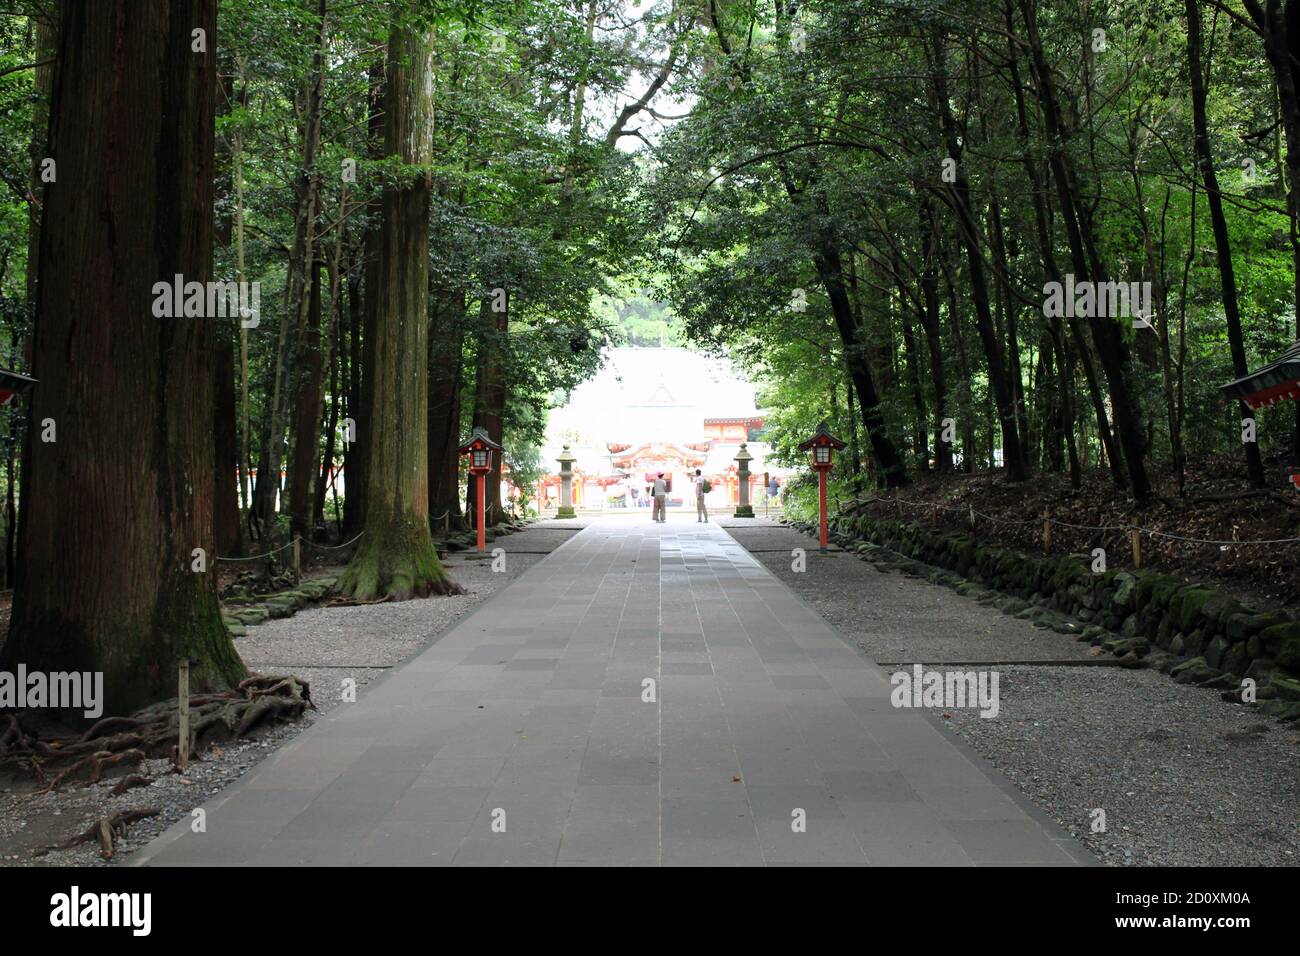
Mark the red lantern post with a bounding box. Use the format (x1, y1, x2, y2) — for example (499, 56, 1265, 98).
(797, 423, 846, 553)
(458, 427, 502, 553)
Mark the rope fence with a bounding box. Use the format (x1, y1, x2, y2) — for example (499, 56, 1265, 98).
(216, 502, 516, 567)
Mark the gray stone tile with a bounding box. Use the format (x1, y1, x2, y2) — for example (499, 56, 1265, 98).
(135, 516, 1085, 869)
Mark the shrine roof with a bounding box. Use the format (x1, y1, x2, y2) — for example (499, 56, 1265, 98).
(1221, 340, 1300, 408)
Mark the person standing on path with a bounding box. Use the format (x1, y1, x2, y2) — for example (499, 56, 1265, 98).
(694, 468, 709, 522)
(652, 472, 667, 522)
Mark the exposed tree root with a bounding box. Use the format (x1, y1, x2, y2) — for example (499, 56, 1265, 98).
(0, 675, 313, 790)
(110, 773, 152, 796)
(37, 808, 161, 860)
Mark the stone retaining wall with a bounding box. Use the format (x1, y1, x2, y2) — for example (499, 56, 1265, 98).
(791, 505, 1300, 719)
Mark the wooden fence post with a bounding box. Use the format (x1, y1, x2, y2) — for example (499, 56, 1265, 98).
(1130, 528, 1142, 569)
(292, 535, 301, 583)
(1043, 510, 1052, 555)
(177, 659, 191, 771)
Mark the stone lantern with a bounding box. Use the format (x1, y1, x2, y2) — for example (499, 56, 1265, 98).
(556, 444, 577, 518)
(733, 442, 755, 518)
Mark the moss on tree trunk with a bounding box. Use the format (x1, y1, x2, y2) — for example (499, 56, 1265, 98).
(338, 10, 457, 602)
(1, 0, 247, 720)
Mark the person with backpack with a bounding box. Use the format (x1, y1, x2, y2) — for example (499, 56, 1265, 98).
(694, 468, 710, 522)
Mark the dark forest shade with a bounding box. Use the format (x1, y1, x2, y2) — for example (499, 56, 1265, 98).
(1, 0, 246, 716)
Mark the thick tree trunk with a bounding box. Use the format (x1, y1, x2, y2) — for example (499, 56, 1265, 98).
(2, 0, 245, 717)
(338, 13, 453, 600)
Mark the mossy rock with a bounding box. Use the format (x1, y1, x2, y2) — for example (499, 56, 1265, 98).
(1169, 634, 1185, 656)
(1177, 588, 1217, 631)
(1227, 611, 1288, 642)
(232, 607, 269, 625)
(1112, 572, 1138, 609)
(1256, 700, 1300, 721)
(1268, 675, 1300, 702)
(1260, 623, 1300, 669)
(1221, 644, 1250, 677)
(1147, 575, 1183, 609)
(1202, 595, 1245, 634)
(1204, 635, 1230, 670)
(224, 622, 247, 639)
(1170, 656, 1217, 685)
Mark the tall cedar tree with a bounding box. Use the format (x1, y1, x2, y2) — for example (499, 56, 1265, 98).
(337, 10, 455, 599)
(2, 0, 246, 716)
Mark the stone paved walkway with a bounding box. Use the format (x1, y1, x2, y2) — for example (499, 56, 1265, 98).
(135, 515, 1089, 866)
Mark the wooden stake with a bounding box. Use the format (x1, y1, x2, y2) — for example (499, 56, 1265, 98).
(969, 505, 976, 532)
(292, 534, 301, 583)
(1043, 510, 1052, 555)
(1130, 528, 1142, 569)
(177, 660, 191, 771)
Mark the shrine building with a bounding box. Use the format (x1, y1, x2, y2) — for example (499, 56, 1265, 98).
(534, 347, 787, 512)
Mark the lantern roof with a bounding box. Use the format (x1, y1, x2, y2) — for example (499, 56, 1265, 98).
(1220, 340, 1300, 409)
(733, 441, 754, 463)
(0, 367, 36, 407)
(458, 425, 502, 455)
(797, 421, 846, 452)
(555, 443, 577, 464)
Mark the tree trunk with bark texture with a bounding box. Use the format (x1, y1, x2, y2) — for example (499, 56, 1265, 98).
(337, 13, 453, 599)
(3, 0, 246, 717)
